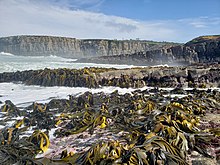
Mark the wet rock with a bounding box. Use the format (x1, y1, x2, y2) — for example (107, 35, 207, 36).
(0, 88, 220, 164)
(170, 87, 187, 94)
(0, 64, 220, 88)
(192, 158, 217, 165)
(0, 100, 21, 116)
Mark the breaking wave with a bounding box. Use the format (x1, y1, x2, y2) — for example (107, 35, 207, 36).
(0, 52, 15, 56)
(0, 54, 135, 73)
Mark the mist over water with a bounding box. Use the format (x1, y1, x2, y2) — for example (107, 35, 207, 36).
(0, 52, 135, 73)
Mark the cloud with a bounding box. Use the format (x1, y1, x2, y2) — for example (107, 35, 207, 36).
(36, 0, 105, 11)
(0, 0, 219, 42)
(178, 17, 220, 28)
(105, 21, 138, 33)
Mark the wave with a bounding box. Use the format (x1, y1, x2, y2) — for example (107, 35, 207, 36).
(19, 54, 78, 62)
(151, 64, 169, 67)
(0, 52, 15, 56)
(0, 82, 150, 106)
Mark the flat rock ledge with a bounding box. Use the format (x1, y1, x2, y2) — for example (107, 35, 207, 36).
(0, 63, 219, 88)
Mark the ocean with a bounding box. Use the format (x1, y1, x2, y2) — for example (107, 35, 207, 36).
(1, 52, 220, 162)
(0, 52, 139, 107)
(0, 52, 219, 108)
(0, 52, 135, 73)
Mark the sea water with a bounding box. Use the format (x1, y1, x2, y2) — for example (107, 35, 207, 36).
(0, 52, 135, 73)
(0, 82, 152, 107)
(0, 52, 219, 107)
(0, 52, 139, 106)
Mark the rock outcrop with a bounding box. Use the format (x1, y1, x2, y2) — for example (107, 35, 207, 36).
(78, 35, 220, 65)
(0, 35, 177, 58)
(77, 45, 199, 65)
(185, 35, 220, 62)
(0, 64, 219, 88)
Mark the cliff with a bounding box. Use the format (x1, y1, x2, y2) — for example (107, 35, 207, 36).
(0, 35, 219, 65)
(78, 35, 220, 65)
(0, 35, 177, 58)
(185, 35, 220, 62)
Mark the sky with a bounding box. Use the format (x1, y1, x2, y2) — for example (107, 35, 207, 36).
(0, 0, 219, 42)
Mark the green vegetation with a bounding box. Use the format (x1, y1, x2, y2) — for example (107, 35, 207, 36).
(187, 35, 220, 44)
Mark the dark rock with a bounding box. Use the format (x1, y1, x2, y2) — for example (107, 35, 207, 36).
(191, 158, 217, 165)
(0, 64, 220, 88)
(170, 87, 187, 95)
(0, 100, 21, 116)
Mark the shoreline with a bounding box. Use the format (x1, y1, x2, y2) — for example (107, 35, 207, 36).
(0, 86, 219, 164)
(0, 63, 219, 89)
(0, 63, 220, 164)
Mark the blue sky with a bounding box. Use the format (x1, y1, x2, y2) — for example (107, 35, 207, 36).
(0, 0, 219, 42)
(73, 0, 220, 20)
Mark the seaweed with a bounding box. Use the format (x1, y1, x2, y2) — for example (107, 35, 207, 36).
(0, 88, 219, 164)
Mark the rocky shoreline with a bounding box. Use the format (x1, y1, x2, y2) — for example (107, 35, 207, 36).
(0, 35, 220, 164)
(76, 35, 220, 66)
(0, 86, 219, 164)
(0, 35, 219, 66)
(0, 64, 219, 164)
(0, 63, 220, 88)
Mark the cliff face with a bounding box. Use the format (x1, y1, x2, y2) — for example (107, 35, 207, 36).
(0, 35, 219, 65)
(78, 35, 220, 65)
(185, 35, 220, 62)
(0, 35, 176, 58)
(0, 36, 80, 57)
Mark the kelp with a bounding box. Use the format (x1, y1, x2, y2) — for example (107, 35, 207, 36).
(0, 127, 49, 164)
(0, 88, 219, 164)
(0, 100, 21, 116)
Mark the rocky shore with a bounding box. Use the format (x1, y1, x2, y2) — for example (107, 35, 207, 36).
(0, 63, 219, 88)
(0, 86, 219, 164)
(0, 34, 219, 165)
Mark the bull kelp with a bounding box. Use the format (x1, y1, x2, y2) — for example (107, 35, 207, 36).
(0, 88, 219, 164)
(1, 64, 220, 88)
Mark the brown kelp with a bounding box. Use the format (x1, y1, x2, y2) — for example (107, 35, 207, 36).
(0, 64, 220, 88)
(0, 88, 219, 164)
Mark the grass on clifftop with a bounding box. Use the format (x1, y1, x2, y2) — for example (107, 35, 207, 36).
(187, 35, 220, 44)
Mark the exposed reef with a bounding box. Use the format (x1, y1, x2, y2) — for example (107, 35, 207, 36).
(0, 88, 219, 164)
(0, 64, 220, 88)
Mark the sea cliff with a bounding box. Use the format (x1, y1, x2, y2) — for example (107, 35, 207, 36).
(0, 35, 219, 65)
(0, 35, 176, 58)
(78, 35, 220, 65)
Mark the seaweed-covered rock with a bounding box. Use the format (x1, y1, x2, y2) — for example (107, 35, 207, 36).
(0, 88, 220, 164)
(0, 64, 220, 88)
(25, 102, 56, 130)
(0, 100, 21, 116)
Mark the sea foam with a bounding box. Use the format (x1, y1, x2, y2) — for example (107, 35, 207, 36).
(0, 52, 15, 56)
